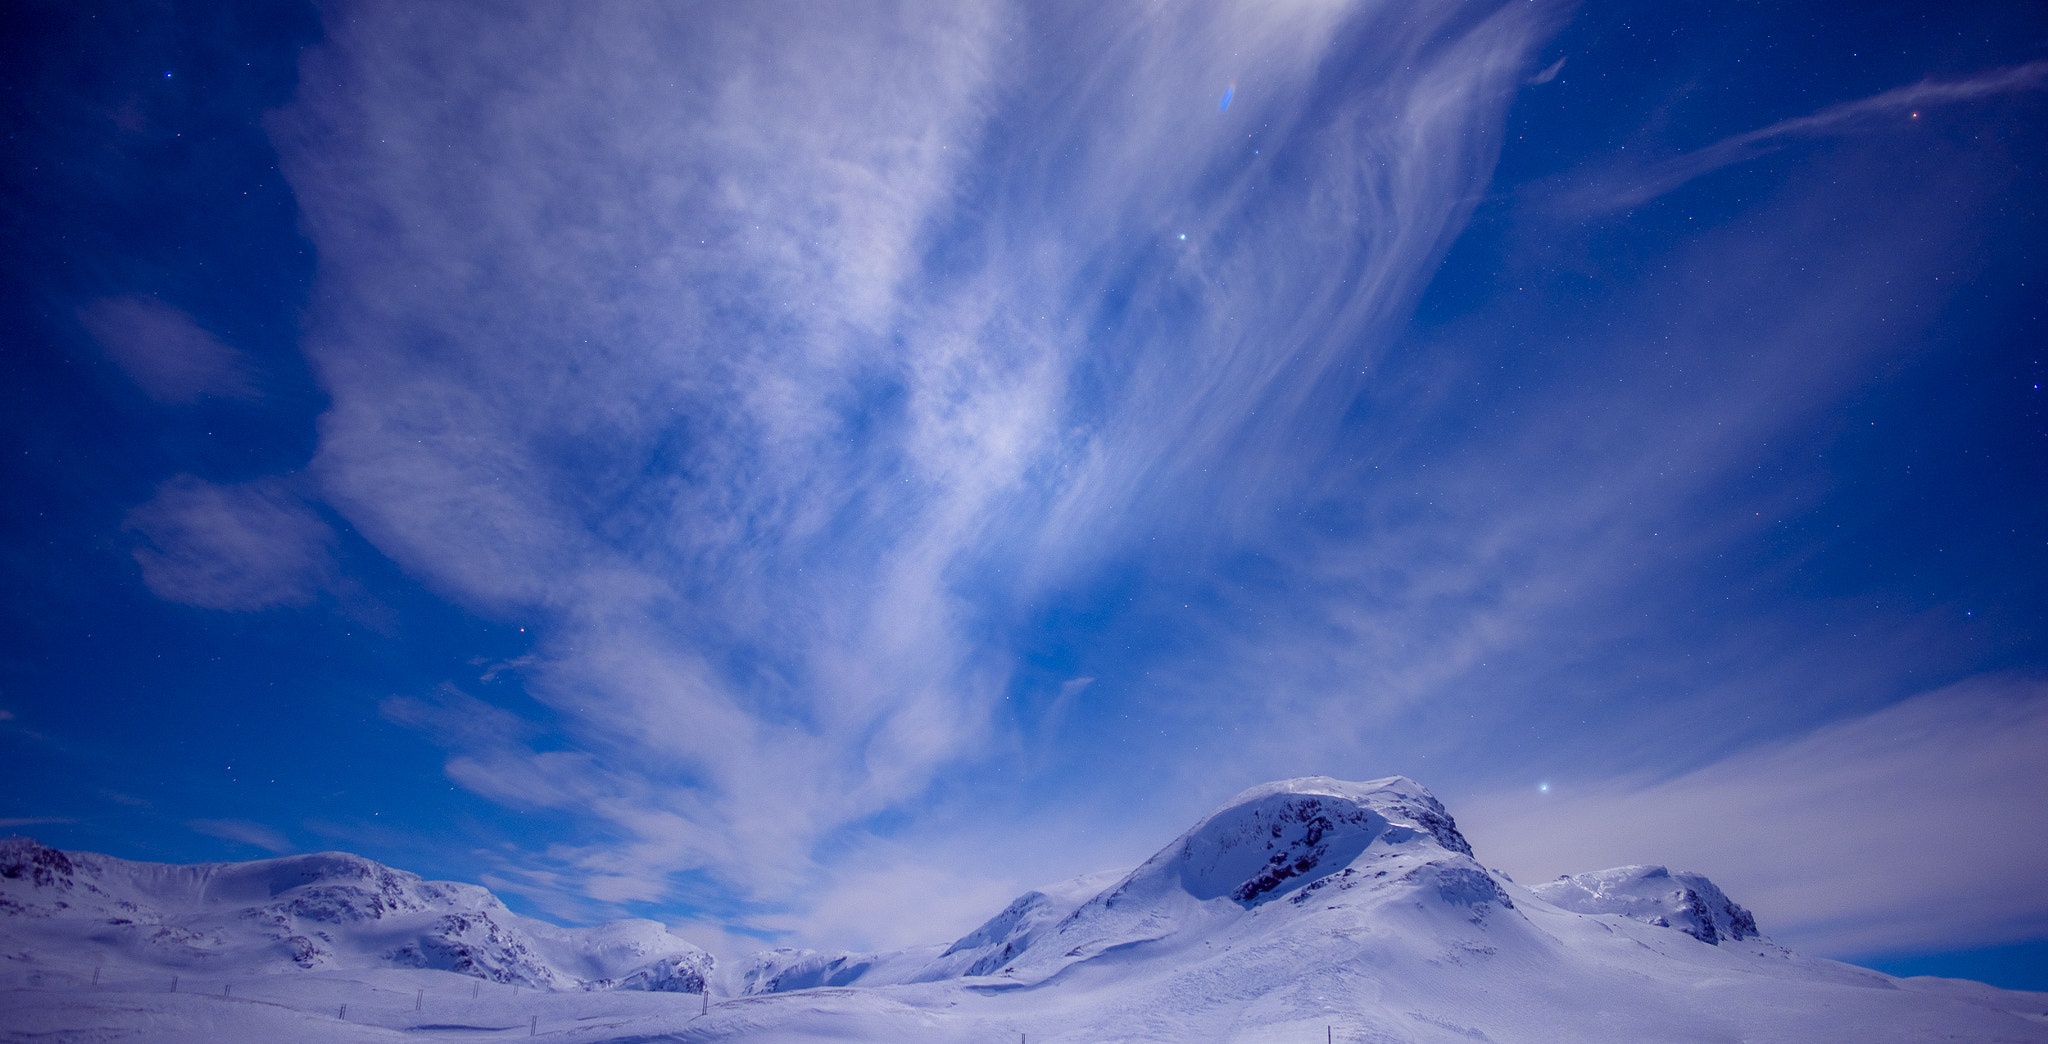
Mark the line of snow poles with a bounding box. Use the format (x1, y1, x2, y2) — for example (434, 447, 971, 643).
(149, 975, 723, 1034)
(127, 978, 1334, 1041)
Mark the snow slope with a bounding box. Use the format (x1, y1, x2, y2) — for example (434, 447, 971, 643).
(6, 776, 2046, 1043)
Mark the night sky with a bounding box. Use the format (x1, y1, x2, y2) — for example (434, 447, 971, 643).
(4, 0, 2046, 989)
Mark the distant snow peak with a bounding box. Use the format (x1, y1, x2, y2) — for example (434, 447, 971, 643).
(1532, 864, 1763, 945)
(737, 947, 886, 994)
(0, 835, 708, 993)
(938, 889, 1066, 977)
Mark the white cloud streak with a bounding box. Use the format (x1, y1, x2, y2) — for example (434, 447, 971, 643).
(190, 818, 296, 855)
(269, 0, 1561, 939)
(1552, 61, 2048, 215)
(125, 475, 336, 611)
(77, 295, 260, 403)
(1067, 133, 1994, 816)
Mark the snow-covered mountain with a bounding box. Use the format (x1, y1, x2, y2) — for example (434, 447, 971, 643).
(0, 835, 709, 993)
(727, 867, 1125, 994)
(5, 776, 2046, 1043)
(726, 777, 1730, 996)
(1533, 863, 1762, 946)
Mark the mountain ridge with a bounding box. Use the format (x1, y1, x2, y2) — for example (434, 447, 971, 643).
(0, 834, 710, 993)
(5, 775, 2046, 1042)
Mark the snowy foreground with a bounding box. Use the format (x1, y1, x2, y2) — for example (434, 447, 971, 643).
(5, 777, 2045, 1042)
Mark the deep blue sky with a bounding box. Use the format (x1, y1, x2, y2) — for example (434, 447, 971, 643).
(3, 0, 2046, 989)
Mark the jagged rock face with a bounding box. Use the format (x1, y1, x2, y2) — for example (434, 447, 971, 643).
(0, 836, 709, 992)
(383, 911, 563, 987)
(0, 838, 79, 892)
(1532, 865, 1762, 945)
(1168, 779, 1477, 906)
(1119, 775, 1493, 911)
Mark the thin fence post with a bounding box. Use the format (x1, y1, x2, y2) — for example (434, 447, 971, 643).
(170, 975, 178, 993)
(338, 1003, 346, 1020)
(416, 988, 423, 1011)
(530, 1013, 538, 1036)
(223, 984, 230, 998)
(91, 967, 100, 986)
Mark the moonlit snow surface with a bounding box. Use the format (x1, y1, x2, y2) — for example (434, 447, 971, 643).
(6, 778, 2045, 1043)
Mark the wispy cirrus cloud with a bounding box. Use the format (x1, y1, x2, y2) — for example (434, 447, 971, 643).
(267, 0, 1561, 935)
(1546, 61, 2048, 216)
(190, 818, 295, 855)
(78, 295, 260, 403)
(1103, 135, 1997, 794)
(261, 0, 2044, 960)
(124, 475, 336, 611)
